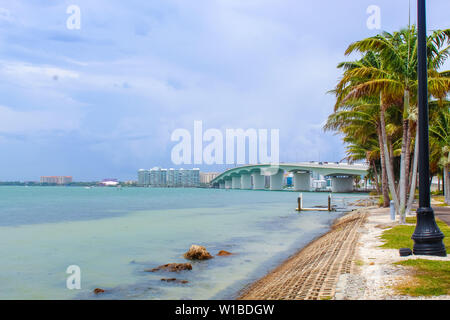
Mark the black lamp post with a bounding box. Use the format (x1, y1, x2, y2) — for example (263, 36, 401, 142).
(411, 0, 446, 256)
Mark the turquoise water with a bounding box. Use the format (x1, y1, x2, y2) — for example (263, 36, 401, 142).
(0, 186, 366, 300)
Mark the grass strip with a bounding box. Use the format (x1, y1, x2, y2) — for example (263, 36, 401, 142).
(380, 217, 450, 253)
(394, 259, 450, 296)
(380, 217, 450, 296)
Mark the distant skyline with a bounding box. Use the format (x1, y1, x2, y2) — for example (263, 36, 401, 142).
(0, 0, 449, 181)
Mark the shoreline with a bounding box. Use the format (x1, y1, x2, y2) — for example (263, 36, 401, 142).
(238, 208, 368, 300)
(238, 205, 450, 300)
(336, 206, 450, 300)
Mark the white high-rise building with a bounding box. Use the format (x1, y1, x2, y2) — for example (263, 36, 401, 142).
(138, 169, 150, 186)
(137, 168, 200, 187)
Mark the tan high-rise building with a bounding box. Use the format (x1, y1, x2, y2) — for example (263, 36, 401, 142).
(40, 176, 73, 185)
(200, 172, 220, 184)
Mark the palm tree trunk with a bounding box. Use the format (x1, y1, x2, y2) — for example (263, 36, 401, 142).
(377, 124, 390, 207)
(388, 138, 395, 180)
(398, 118, 409, 224)
(380, 106, 399, 212)
(404, 121, 412, 198)
(445, 163, 450, 204)
(442, 165, 450, 201)
(406, 129, 419, 216)
(406, 125, 415, 199)
(372, 160, 381, 194)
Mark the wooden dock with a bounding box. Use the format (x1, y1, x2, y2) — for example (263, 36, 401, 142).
(296, 193, 334, 212)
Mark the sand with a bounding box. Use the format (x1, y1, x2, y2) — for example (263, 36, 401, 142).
(336, 206, 450, 300)
(238, 209, 368, 300)
(239, 206, 450, 300)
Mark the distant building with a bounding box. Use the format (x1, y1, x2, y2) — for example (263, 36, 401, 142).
(311, 172, 331, 191)
(138, 169, 150, 186)
(137, 167, 200, 187)
(40, 176, 73, 185)
(99, 179, 119, 186)
(312, 179, 327, 190)
(149, 167, 167, 186)
(200, 172, 220, 184)
(286, 176, 293, 186)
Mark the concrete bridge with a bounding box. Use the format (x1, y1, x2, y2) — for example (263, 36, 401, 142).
(210, 162, 368, 193)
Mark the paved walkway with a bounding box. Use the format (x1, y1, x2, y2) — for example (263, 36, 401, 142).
(238, 210, 368, 300)
(433, 206, 450, 226)
(237, 205, 448, 300)
(412, 200, 450, 226)
(335, 207, 450, 300)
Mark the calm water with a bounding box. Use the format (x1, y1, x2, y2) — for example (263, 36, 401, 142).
(0, 186, 367, 300)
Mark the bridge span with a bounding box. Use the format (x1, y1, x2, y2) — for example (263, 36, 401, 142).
(210, 162, 369, 193)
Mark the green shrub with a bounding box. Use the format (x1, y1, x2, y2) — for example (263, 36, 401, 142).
(377, 195, 384, 207)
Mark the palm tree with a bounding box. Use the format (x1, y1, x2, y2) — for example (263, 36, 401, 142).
(333, 26, 450, 223)
(430, 106, 450, 204)
(324, 96, 389, 204)
(329, 52, 393, 207)
(331, 49, 402, 210)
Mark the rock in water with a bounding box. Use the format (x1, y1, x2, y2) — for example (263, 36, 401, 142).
(145, 263, 193, 272)
(161, 278, 189, 284)
(183, 245, 213, 260)
(93, 288, 105, 294)
(217, 250, 232, 256)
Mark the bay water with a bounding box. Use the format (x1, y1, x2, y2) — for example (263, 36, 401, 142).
(0, 186, 366, 299)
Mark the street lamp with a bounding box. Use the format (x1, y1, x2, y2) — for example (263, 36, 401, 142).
(411, 0, 446, 256)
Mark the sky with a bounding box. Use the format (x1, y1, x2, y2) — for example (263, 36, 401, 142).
(0, 0, 449, 181)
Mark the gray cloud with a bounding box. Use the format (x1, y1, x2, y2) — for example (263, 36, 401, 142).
(0, 0, 449, 181)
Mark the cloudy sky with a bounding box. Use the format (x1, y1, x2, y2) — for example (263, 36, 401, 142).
(0, 0, 449, 181)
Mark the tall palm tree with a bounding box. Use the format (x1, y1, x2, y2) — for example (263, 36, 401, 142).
(430, 106, 450, 203)
(324, 96, 389, 204)
(331, 49, 402, 210)
(334, 26, 450, 223)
